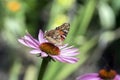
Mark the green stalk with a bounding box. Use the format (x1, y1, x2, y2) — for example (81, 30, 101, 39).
(37, 57, 50, 80)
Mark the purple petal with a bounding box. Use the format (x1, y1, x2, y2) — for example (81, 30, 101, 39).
(51, 56, 78, 63)
(59, 44, 68, 49)
(61, 56, 78, 63)
(61, 46, 74, 50)
(19, 38, 38, 49)
(25, 33, 39, 46)
(61, 48, 78, 53)
(38, 30, 46, 43)
(114, 75, 120, 80)
(18, 33, 40, 49)
(76, 73, 100, 80)
(30, 50, 41, 54)
(61, 49, 79, 56)
(41, 52, 48, 57)
(51, 56, 65, 63)
(62, 52, 79, 56)
(18, 39, 29, 47)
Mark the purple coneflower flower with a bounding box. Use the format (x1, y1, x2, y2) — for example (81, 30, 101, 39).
(18, 30, 79, 63)
(76, 69, 120, 80)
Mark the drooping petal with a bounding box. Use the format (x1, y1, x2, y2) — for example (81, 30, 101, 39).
(18, 38, 29, 47)
(41, 52, 48, 57)
(25, 33, 39, 46)
(38, 30, 46, 43)
(51, 56, 78, 63)
(19, 38, 38, 49)
(61, 56, 78, 63)
(51, 56, 66, 63)
(76, 73, 100, 80)
(30, 49, 41, 54)
(18, 32, 40, 49)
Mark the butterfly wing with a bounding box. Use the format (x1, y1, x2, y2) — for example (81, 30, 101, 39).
(44, 23, 70, 45)
(56, 23, 70, 40)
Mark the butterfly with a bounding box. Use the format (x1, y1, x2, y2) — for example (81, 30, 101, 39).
(44, 23, 70, 46)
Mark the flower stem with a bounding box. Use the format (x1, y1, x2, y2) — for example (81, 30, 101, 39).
(38, 57, 50, 80)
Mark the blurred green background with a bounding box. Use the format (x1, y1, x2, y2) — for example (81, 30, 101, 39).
(0, 0, 120, 80)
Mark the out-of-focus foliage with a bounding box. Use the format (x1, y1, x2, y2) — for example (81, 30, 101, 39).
(0, 0, 120, 80)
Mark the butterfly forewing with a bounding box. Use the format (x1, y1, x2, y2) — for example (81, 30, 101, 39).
(44, 23, 70, 45)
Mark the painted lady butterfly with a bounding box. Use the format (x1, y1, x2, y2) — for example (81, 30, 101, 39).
(44, 23, 70, 46)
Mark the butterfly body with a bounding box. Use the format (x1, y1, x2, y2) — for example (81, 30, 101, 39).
(44, 23, 70, 46)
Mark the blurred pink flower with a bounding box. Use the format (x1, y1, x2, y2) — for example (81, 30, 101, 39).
(18, 30, 79, 63)
(76, 69, 120, 80)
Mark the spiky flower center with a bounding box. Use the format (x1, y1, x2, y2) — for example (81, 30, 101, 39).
(99, 69, 117, 80)
(39, 42, 60, 55)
